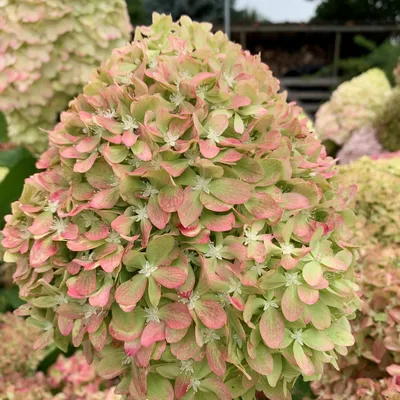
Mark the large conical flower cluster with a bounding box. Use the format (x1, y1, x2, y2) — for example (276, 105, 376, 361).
(0, 0, 131, 153)
(2, 14, 359, 400)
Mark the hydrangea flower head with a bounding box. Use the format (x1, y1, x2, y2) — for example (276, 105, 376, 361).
(316, 68, 391, 145)
(0, 0, 131, 153)
(2, 14, 359, 399)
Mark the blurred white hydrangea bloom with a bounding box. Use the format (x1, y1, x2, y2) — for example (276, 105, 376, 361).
(0, 0, 131, 152)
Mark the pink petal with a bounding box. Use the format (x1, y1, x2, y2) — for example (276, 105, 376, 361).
(199, 139, 220, 158)
(141, 321, 166, 347)
(245, 193, 282, 221)
(85, 220, 109, 241)
(206, 341, 226, 376)
(152, 267, 187, 289)
(281, 193, 309, 210)
(177, 188, 203, 228)
(115, 274, 147, 310)
(89, 187, 119, 209)
(195, 299, 227, 329)
(30, 236, 57, 267)
(122, 130, 138, 147)
(159, 302, 192, 329)
(28, 212, 53, 235)
(260, 307, 285, 349)
(209, 178, 252, 205)
(201, 212, 235, 232)
(158, 185, 185, 212)
(74, 152, 98, 173)
(148, 196, 170, 229)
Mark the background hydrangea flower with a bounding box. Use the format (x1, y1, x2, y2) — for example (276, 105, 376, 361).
(339, 155, 400, 245)
(315, 69, 391, 146)
(312, 155, 400, 399)
(0, 312, 46, 376)
(2, 14, 359, 400)
(0, 0, 131, 153)
(337, 127, 384, 165)
(0, 350, 119, 399)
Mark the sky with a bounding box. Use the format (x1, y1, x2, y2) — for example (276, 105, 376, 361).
(235, 0, 321, 22)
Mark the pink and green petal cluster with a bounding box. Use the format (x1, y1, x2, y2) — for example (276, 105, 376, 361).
(0, 312, 46, 376)
(311, 243, 400, 400)
(0, 0, 131, 153)
(0, 351, 119, 399)
(2, 14, 359, 400)
(315, 69, 391, 146)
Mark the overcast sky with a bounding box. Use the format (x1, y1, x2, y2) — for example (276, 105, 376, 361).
(235, 0, 321, 22)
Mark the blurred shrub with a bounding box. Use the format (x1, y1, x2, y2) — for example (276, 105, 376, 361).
(377, 86, 400, 152)
(0, 0, 131, 153)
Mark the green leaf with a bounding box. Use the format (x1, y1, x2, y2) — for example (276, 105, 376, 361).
(0, 111, 8, 143)
(146, 235, 175, 266)
(302, 328, 334, 351)
(326, 324, 355, 347)
(309, 301, 331, 330)
(0, 148, 37, 228)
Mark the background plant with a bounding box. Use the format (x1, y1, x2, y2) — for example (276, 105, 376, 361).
(0, 0, 131, 154)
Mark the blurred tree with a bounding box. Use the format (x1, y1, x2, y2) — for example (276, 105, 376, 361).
(141, 0, 266, 24)
(126, 0, 145, 24)
(309, 0, 400, 23)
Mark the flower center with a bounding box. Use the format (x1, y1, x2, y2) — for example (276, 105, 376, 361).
(180, 292, 200, 310)
(263, 298, 279, 311)
(250, 262, 266, 276)
(139, 260, 158, 278)
(188, 378, 201, 393)
(163, 131, 180, 148)
(144, 307, 160, 323)
(132, 206, 148, 222)
(44, 200, 59, 214)
(180, 359, 194, 375)
(281, 243, 295, 255)
(228, 277, 242, 294)
(244, 228, 258, 245)
(121, 115, 138, 131)
(106, 231, 121, 244)
(142, 183, 159, 198)
(170, 92, 185, 107)
(290, 329, 303, 345)
(204, 243, 223, 260)
(285, 272, 301, 286)
(51, 217, 67, 234)
(192, 175, 212, 194)
(206, 127, 222, 143)
(202, 328, 220, 344)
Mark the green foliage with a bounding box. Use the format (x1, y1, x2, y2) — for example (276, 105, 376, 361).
(317, 35, 400, 84)
(141, 0, 265, 24)
(0, 111, 8, 143)
(0, 147, 37, 229)
(377, 86, 400, 152)
(310, 0, 400, 23)
(126, 0, 145, 24)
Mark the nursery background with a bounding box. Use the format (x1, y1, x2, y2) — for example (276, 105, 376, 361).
(0, 0, 400, 399)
